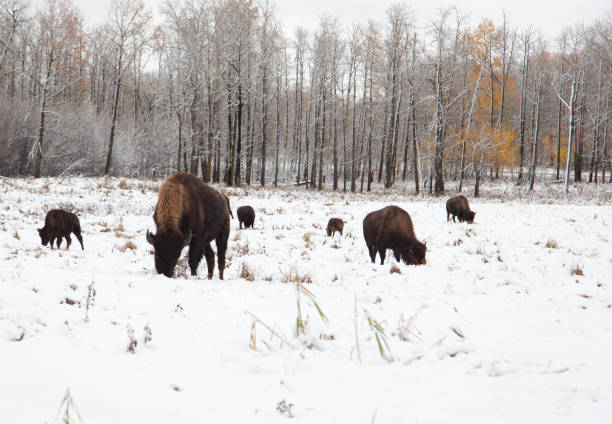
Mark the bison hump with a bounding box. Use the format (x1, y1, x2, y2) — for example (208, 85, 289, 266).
(156, 180, 184, 233)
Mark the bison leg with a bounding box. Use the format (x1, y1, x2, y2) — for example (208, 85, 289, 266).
(447, 212, 450, 222)
(367, 244, 376, 263)
(188, 239, 205, 277)
(215, 232, 229, 280)
(378, 248, 386, 265)
(452, 214, 456, 223)
(74, 231, 84, 250)
(393, 250, 401, 262)
(203, 243, 215, 279)
(56, 236, 62, 249)
(65, 235, 71, 250)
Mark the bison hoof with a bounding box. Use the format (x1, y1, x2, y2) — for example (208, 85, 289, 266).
(207, 273, 213, 280)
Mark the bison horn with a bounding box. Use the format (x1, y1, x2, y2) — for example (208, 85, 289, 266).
(146, 230, 155, 245)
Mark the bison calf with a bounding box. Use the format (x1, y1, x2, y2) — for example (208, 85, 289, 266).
(363, 205, 426, 265)
(326, 218, 344, 236)
(446, 195, 476, 223)
(237, 206, 255, 229)
(38, 209, 84, 250)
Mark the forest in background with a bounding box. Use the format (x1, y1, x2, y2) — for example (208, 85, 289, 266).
(0, 0, 611, 196)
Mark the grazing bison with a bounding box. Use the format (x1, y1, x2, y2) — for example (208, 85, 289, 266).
(326, 218, 344, 237)
(146, 172, 230, 279)
(38, 209, 84, 250)
(363, 205, 426, 265)
(237, 206, 255, 229)
(446, 195, 476, 223)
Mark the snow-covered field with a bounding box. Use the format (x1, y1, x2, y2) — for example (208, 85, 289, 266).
(1, 176, 611, 423)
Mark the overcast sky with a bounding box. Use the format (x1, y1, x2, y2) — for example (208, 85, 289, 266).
(58, 0, 612, 38)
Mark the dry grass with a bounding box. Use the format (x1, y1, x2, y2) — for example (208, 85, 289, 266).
(174, 257, 190, 278)
(114, 220, 125, 232)
(123, 240, 137, 251)
(570, 265, 584, 276)
(390, 264, 401, 274)
(12, 231, 20, 240)
(235, 240, 250, 256)
(303, 231, 313, 249)
(118, 180, 129, 190)
(545, 239, 559, 249)
(282, 267, 312, 284)
(240, 262, 255, 281)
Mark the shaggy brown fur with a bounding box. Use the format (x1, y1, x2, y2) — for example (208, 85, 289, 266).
(147, 172, 230, 279)
(237, 206, 255, 229)
(362, 205, 426, 265)
(446, 195, 476, 223)
(326, 218, 344, 236)
(38, 209, 84, 250)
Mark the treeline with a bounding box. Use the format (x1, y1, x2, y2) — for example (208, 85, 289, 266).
(0, 0, 611, 195)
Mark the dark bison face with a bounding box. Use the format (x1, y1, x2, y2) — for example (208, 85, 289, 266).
(326, 227, 332, 236)
(466, 211, 476, 224)
(38, 228, 49, 246)
(146, 230, 191, 278)
(402, 241, 427, 265)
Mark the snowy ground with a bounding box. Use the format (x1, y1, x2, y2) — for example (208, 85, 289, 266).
(0, 176, 611, 423)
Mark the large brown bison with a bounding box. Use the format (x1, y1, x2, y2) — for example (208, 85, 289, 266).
(146, 172, 230, 279)
(38, 209, 84, 250)
(446, 195, 476, 223)
(326, 218, 344, 236)
(362, 205, 426, 265)
(237, 206, 255, 229)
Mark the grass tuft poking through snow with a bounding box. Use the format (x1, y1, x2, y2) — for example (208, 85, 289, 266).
(545, 239, 559, 249)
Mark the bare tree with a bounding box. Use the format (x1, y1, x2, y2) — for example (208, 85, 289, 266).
(103, 0, 154, 175)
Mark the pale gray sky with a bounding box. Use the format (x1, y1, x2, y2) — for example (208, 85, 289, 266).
(57, 0, 612, 37)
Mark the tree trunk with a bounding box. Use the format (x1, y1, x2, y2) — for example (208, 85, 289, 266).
(104, 74, 122, 176)
(274, 74, 280, 187)
(411, 91, 420, 194)
(517, 36, 530, 185)
(564, 76, 579, 194)
(260, 65, 268, 186)
(235, 82, 243, 186)
(528, 74, 543, 191)
(459, 62, 484, 192)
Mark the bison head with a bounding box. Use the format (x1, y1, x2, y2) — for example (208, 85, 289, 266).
(146, 229, 192, 277)
(326, 226, 332, 236)
(402, 241, 427, 265)
(37, 228, 49, 246)
(466, 211, 476, 224)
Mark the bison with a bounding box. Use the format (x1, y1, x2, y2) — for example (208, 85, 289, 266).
(146, 172, 230, 279)
(326, 218, 344, 237)
(237, 206, 255, 229)
(362, 205, 426, 265)
(38, 209, 84, 250)
(446, 195, 476, 223)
